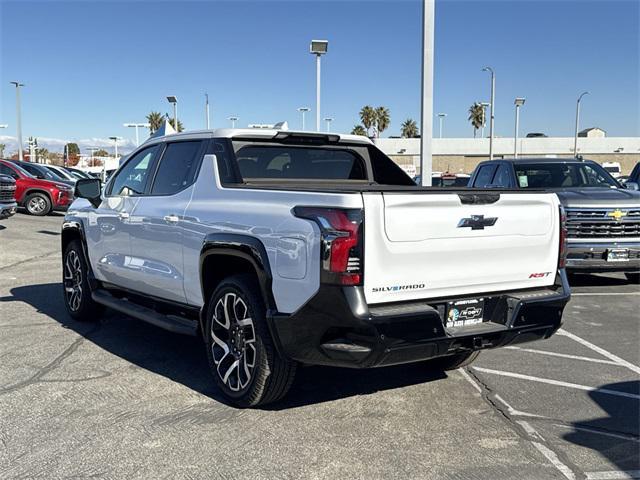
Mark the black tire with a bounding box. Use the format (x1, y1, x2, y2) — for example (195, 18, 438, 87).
(25, 192, 52, 216)
(204, 274, 296, 407)
(62, 240, 102, 321)
(625, 272, 640, 284)
(427, 351, 480, 371)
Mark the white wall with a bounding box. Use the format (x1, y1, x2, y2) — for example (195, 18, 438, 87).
(374, 137, 640, 156)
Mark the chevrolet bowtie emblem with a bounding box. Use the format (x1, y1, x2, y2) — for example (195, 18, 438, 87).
(607, 209, 627, 222)
(457, 215, 498, 230)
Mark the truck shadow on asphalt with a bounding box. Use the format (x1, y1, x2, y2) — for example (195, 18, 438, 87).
(563, 381, 640, 473)
(4, 282, 447, 409)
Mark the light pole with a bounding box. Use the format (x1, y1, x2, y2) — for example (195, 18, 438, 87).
(420, 0, 435, 186)
(324, 117, 333, 132)
(166, 95, 178, 131)
(228, 116, 238, 128)
(205, 93, 210, 129)
(0, 124, 7, 129)
(10, 81, 25, 161)
(573, 91, 589, 157)
(482, 67, 496, 159)
(310, 40, 328, 132)
(480, 102, 490, 138)
(123, 123, 150, 147)
(513, 97, 526, 158)
(437, 113, 447, 138)
(297, 107, 310, 130)
(86, 147, 99, 168)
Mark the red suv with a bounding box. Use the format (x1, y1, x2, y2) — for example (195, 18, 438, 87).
(0, 159, 74, 215)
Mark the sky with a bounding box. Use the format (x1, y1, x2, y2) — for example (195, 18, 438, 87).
(0, 0, 638, 154)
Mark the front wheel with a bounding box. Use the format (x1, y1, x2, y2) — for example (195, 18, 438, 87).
(625, 272, 640, 284)
(62, 240, 101, 321)
(204, 274, 296, 407)
(25, 192, 52, 216)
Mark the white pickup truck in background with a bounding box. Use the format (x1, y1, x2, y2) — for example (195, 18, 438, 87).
(62, 129, 571, 407)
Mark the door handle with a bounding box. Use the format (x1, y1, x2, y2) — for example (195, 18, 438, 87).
(164, 214, 180, 224)
(118, 212, 130, 220)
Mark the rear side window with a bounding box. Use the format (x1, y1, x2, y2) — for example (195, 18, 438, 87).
(473, 164, 497, 187)
(151, 141, 204, 195)
(368, 146, 414, 186)
(491, 164, 512, 187)
(232, 144, 367, 181)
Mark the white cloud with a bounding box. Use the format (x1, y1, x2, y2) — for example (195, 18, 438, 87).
(0, 135, 137, 156)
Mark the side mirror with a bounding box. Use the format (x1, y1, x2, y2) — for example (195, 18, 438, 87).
(624, 181, 639, 191)
(75, 178, 102, 207)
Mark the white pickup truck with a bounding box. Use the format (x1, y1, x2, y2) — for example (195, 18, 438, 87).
(62, 129, 570, 407)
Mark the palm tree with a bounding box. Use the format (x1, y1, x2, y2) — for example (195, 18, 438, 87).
(0, 143, 5, 158)
(375, 106, 390, 138)
(359, 105, 376, 136)
(468, 102, 484, 138)
(146, 111, 164, 134)
(166, 114, 184, 132)
(351, 125, 367, 136)
(400, 119, 419, 138)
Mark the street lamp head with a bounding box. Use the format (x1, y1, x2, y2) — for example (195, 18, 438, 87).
(578, 91, 590, 102)
(437, 113, 447, 118)
(310, 40, 328, 55)
(9, 81, 25, 87)
(514, 97, 526, 106)
(297, 107, 310, 113)
(166, 95, 178, 104)
(324, 117, 333, 122)
(482, 66, 493, 74)
(480, 102, 491, 107)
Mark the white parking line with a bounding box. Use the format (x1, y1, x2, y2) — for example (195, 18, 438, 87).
(553, 424, 640, 443)
(473, 367, 640, 400)
(505, 346, 621, 366)
(558, 329, 640, 375)
(585, 470, 640, 479)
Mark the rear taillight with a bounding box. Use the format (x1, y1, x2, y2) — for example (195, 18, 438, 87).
(293, 207, 363, 285)
(558, 205, 568, 269)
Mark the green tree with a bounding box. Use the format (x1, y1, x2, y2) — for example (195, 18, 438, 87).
(359, 105, 376, 136)
(468, 102, 484, 138)
(65, 142, 80, 156)
(400, 119, 419, 138)
(351, 125, 367, 136)
(146, 111, 164, 134)
(0, 143, 5, 158)
(375, 106, 390, 137)
(94, 149, 109, 157)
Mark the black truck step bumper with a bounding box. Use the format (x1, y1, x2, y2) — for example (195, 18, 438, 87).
(271, 271, 571, 368)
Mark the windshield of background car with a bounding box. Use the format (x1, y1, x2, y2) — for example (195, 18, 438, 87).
(514, 162, 619, 188)
(231, 144, 367, 181)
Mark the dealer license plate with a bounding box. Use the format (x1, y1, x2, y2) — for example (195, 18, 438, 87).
(606, 248, 629, 262)
(446, 298, 485, 328)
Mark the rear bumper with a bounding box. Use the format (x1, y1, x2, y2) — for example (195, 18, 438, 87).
(271, 271, 571, 368)
(0, 202, 17, 219)
(566, 241, 640, 273)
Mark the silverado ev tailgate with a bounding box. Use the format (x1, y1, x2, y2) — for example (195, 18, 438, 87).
(362, 191, 561, 304)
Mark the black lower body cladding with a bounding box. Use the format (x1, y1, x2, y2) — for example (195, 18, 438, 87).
(271, 271, 571, 368)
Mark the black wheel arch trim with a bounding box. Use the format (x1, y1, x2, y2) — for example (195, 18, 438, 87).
(23, 188, 53, 205)
(199, 233, 285, 356)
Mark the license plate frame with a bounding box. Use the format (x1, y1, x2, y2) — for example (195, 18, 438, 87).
(606, 248, 629, 262)
(446, 298, 485, 328)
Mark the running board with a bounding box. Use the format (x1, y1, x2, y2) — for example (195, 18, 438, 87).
(91, 290, 198, 336)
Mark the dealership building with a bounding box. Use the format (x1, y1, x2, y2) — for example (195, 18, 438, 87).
(374, 136, 640, 176)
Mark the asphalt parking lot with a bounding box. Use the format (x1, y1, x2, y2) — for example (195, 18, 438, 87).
(1, 213, 638, 479)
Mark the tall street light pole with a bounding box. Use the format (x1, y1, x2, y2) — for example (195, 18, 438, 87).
(205, 93, 211, 129)
(166, 96, 178, 131)
(10, 81, 25, 161)
(228, 116, 238, 128)
(310, 40, 328, 132)
(324, 117, 333, 132)
(420, 0, 435, 186)
(573, 91, 589, 157)
(123, 123, 150, 147)
(437, 113, 447, 138)
(482, 67, 495, 159)
(513, 97, 526, 158)
(297, 107, 310, 131)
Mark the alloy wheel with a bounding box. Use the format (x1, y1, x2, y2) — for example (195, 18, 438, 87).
(63, 250, 83, 312)
(28, 196, 46, 214)
(210, 292, 257, 392)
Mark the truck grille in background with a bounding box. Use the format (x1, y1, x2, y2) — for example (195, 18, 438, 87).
(566, 208, 640, 238)
(0, 183, 16, 201)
